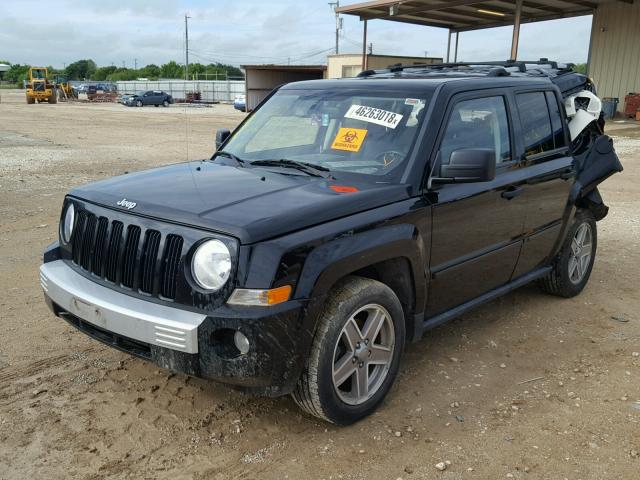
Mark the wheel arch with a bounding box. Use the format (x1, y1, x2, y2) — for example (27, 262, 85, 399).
(295, 224, 426, 343)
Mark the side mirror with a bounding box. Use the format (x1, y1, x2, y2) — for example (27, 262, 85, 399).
(215, 128, 231, 150)
(435, 148, 496, 184)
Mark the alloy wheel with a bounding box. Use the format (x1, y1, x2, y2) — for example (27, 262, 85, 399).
(332, 304, 395, 405)
(568, 222, 593, 284)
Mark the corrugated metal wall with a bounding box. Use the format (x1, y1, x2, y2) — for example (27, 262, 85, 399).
(115, 80, 245, 103)
(589, 1, 640, 111)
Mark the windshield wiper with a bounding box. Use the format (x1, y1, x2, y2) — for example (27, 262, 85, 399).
(214, 150, 248, 167)
(250, 159, 331, 178)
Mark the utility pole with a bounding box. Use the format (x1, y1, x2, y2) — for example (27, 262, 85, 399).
(329, 1, 341, 54)
(134, 58, 138, 70)
(184, 14, 191, 80)
(122, 60, 125, 68)
(368, 43, 373, 55)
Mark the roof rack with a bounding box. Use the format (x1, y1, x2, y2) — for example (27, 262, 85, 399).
(356, 58, 590, 97)
(358, 58, 574, 78)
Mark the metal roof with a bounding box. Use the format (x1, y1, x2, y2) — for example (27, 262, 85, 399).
(337, 0, 625, 32)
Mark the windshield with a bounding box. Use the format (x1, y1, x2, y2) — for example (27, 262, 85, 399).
(222, 88, 431, 179)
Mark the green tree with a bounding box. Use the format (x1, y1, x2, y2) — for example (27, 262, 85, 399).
(572, 63, 587, 75)
(138, 64, 161, 79)
(93, 65, 118, 81)
(65, 59, 97, 80)
(160, 60, 183, 79)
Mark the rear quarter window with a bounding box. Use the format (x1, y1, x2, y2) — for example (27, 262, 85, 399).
(516, 92, 554, 156)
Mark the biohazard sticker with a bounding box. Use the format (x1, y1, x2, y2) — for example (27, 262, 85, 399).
(344, 105, 403, 129)
(331, 128, 368, 152)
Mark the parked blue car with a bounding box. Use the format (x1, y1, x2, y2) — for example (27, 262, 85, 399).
(233, 94, 246, 112)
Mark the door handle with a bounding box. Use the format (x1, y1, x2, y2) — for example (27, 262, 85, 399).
(501, 186, 524, 200)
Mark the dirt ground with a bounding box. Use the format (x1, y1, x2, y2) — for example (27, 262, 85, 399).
(0, 89, 639, 480)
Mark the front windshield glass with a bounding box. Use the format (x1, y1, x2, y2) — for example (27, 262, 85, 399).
(222, 88, 431, 179)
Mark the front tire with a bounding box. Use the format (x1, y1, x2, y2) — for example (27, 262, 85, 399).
(539, 210, 597, 298)
(136, 100, 143, 107)
(162, 100, 169, 107)
(292, 276, 405, 424)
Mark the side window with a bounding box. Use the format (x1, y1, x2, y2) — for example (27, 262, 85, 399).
(516, 92, 554, 156)
(439, 96, 511, 165)
(545, 91, 566, 149)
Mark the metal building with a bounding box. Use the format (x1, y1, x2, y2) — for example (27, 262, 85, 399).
(327, 53, 442, 78)
(338, 0, 640, 111)
(242, 65, 326, 111)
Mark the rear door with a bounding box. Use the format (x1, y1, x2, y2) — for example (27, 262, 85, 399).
(511, 90, 575, 277)
(426, 91, 526, 317)
(142, 91, 154, 105)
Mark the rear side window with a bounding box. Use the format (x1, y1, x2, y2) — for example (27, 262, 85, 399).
(517, 91, 567, 156)
(439, 96, 511, 165)
(546, 91, 566, 149)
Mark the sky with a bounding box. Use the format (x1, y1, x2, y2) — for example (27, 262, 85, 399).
(0, 0, 594, 69)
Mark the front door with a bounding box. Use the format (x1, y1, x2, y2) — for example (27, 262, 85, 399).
(426, 93, 526, 317)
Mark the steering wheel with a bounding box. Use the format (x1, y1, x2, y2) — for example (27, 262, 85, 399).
(375, 150, 406, 169)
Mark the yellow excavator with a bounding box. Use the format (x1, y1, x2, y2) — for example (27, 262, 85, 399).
(25, 67, 57, 104)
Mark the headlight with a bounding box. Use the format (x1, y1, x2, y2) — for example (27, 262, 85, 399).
(191, 239, 232, 291)
(61, 202, 75, 243)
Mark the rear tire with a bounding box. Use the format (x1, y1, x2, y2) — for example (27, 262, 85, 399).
(26, 95, 35, 104)
(292, 276, 405, 424)
(539, 210, 597, 298)
(48, 89, 57, 104)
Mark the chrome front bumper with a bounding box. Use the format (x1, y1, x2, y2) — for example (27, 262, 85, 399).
(40, 260, 206, 353)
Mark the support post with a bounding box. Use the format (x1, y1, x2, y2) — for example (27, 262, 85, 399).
(362, 19, 368, 71)
(454, 32, 459, 62)
(510, 0, 523, 61)
(586, 8, 597, 76)
(446, 29, 451, 62)
(184, 14, 190, 80)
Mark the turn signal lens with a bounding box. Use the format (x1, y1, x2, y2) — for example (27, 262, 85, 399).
(330, 185, 359, 193)
(227, 285, 292, 306)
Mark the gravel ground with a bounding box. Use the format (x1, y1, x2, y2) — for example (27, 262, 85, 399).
(0, 89, 639, 480)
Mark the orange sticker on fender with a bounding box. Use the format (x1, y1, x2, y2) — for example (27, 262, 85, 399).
(331, 128, 368, 152)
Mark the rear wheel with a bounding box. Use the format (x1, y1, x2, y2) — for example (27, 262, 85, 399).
(26, 95, 35, 104)
(292, 276, 405, 424)
(48, 89, 57, 104)
(539, 210, 597, 297)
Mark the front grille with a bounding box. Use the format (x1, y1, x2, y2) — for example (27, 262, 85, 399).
(69, 210, 184, 300)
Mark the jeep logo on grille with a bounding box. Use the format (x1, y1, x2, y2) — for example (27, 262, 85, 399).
(116, 198, 137, 210)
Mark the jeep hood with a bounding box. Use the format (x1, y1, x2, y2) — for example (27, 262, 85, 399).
(70, 161, 410, 243)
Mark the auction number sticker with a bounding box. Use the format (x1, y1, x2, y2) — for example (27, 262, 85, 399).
(345, 105, 403, 129)
(331, 127, 368, 152)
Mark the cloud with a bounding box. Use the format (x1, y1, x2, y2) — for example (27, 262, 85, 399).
(0, 0, 592, 68)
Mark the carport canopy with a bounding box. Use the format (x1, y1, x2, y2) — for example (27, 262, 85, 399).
(337, 0, 629, 62)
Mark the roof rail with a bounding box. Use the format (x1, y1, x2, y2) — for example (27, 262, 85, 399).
(357, 58, 573, 78)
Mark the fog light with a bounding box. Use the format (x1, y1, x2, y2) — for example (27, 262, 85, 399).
(234, 330, 250, 355)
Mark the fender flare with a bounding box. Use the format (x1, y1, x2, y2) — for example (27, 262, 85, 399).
(294, 223, 426, 343)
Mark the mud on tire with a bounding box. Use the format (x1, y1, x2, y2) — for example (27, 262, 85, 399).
(292, 276, 405, 424)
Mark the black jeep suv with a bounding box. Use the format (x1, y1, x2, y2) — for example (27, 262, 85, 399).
(41, 61, 622, 424)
